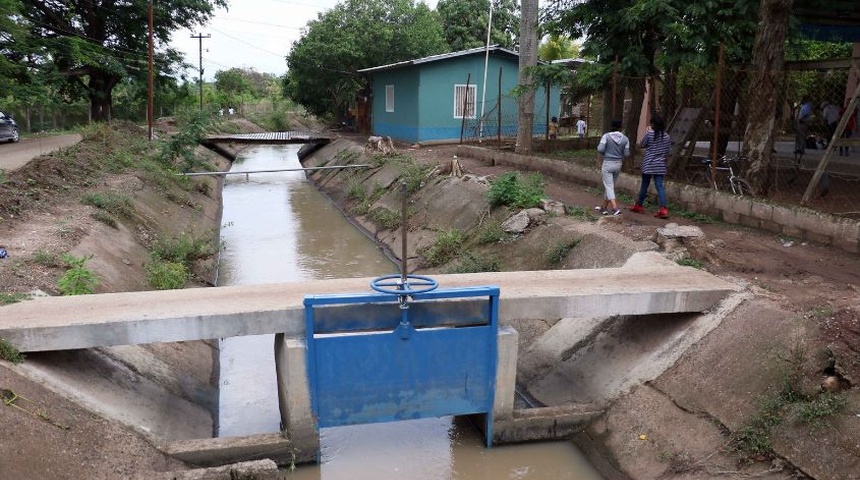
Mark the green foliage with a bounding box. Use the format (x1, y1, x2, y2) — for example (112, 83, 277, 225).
(422, 229, 464, 267)
(566, 205, 599, 221)
(31, 249, 62, 267)
(539, 34, 581, 61)
(149, 232, 216, 268)
(146, 261, 189, 290)
(545, 238, 581, 265)
(395, 155, 431, 194)
(346, 180, 367, 202)
(0, 338, 25, 364)
(0, 292, 30, 306)
(284, 0, 448, 119)
(156, 110, 217, 172)
(81, 191, 134, 218)
(437, 0, 519, 51)
(487, 172, 546, 209)
(676, 257, 703, 269)
(91, 210, 118, 228)
(0, 169, 7, 185)
(447, 252, 500, 273)
(796, 392, 846, 428)
(732, 340, 846, 460)
(14, 0, 227, 122)
(368, 207, 401, 230)
(473, 220, 513, 244)
(57, 254, 98, 295)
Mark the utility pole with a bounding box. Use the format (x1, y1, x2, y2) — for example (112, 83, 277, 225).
(147, 0, 154, 141)
(190, 33, 211, 110)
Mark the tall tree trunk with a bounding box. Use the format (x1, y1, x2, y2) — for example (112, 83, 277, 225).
(515, 0, 539, 155)
(742, 0, 794, 195)
(89, 71, 118, 122)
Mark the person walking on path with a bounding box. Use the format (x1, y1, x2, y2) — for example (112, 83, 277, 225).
(595, 119, 630, 216)
(630, 114, 671, 219)
(795, 97, 812, 160)
(839, 102, 857, 156)
(576, 118, 587, 138)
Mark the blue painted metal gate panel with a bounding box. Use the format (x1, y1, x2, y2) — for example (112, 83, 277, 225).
(304, 286, 499, 447)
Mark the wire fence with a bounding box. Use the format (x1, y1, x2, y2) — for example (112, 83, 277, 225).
(467, 58, 860, 220)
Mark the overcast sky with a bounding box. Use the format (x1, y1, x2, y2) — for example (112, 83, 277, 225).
(171, 0, 439, 81)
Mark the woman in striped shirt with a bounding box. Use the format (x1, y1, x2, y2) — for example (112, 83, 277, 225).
(630, 115, 671, 219)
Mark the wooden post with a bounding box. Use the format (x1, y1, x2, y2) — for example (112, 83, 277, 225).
(710, 44, 725, 187)
(497, 67, 502, 149)
(460, 73, 471, 145)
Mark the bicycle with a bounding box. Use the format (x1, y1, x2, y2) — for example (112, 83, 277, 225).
(688, 154, 753, 196)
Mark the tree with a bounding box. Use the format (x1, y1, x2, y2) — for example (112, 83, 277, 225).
(17, 0, 227, 122)
(538, 34, 580, 62)
(284, 0, 448, 121)
(516, 0, 539, 154)
(436, 0, 520, 51)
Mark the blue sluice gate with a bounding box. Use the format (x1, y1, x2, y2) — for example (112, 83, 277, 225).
(303, 280, 500, 447)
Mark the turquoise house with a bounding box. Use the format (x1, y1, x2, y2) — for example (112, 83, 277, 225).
(357, 46, 560, 144)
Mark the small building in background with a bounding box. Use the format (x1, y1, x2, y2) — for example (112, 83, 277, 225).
(358, 46, 561, 144)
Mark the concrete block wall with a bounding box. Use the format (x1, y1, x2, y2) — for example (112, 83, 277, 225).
(458, 145, 860, 254)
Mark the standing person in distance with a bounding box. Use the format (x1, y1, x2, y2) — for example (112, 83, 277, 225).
(794, 96, 812, 159)
(576, 117, 587, 138)
(549, 116, 559, 140)
(630, 114, 671, 219)
(595, 119, 630, 216)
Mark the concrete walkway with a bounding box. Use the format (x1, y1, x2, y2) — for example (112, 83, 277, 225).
(0, 252, 739, 352)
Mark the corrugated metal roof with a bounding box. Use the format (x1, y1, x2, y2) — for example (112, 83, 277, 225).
(357, 45, 520, 74)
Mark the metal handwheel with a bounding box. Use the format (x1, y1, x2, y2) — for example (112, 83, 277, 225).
(370, 274, 438, 296)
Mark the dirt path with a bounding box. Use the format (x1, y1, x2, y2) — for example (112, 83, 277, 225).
(0, 134, 82, 171)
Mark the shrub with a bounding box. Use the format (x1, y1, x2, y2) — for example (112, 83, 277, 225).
(368, 207, 401, 230)
(146, 261, 189, 290)
(447, 252, 500, 273)
(150, 232, 216, 267)
(422, 229, 464, 267)
(474, 221, 512, 244)
(487, 172, 546, 209)
(57, 254, 99, 295)
(91, 210, 118, 228)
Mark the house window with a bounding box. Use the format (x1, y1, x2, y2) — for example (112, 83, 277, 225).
(385, 85, 395, 112)
(454, 84, 476, 119)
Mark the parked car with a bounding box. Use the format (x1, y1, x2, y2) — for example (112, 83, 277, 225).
(0, 111, 19, 143)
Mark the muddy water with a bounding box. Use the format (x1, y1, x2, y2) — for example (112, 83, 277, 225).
(216, 145, 603, 479)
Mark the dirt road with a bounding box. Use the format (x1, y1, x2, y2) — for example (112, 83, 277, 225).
(0, 134, 82, 171)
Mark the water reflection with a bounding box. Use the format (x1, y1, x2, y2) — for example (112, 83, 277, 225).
(216, 145, 603, 479)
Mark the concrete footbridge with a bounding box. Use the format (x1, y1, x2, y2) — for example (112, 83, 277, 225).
(0, 252, 739, 466)
(203, 131, 331, 144)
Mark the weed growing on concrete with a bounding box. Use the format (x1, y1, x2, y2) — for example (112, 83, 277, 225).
(473, 221, 513, 244)
(82, 191, 134, 218)
(91, 210, 118, 228)
(146, 261, 189, 290)
(0, 169, 7, 185)
(447, 252, 500, 273)
(57, 253, 99, 295)
(346, 179, 367, 202)
(0, 292, 30, 306)
(545, 238, 581, 265)
(394, 155, 431, 194)
(676, 258, 704, 269)
(667, 202, 718, 223)
(150, 232, 216, 266)
(0, 338, 25, 364)
(368, 207, 401, 230)
(422, 229, 464, 267)
(732, 339, 847, 460)
(487, 172, 546, 209)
